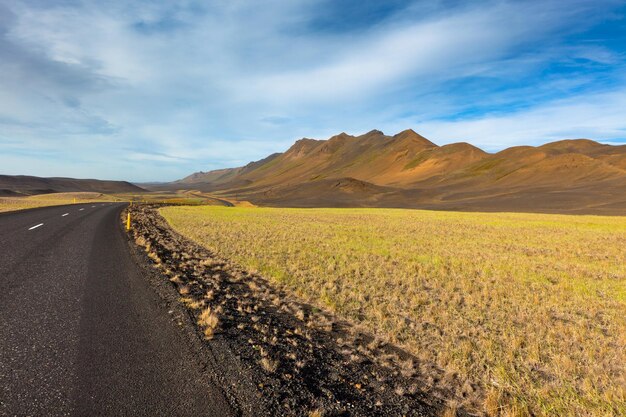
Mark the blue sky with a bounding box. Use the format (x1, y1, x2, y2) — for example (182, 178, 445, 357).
(0, 0, 625, 181)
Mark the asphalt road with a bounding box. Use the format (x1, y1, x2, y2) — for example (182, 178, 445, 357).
(0, 203, 234, 416)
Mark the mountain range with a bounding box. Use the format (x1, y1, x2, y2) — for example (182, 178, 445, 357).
(4, 130, 623, 214)
(164, 129, 626, 214)
(0, 175, 144, 196)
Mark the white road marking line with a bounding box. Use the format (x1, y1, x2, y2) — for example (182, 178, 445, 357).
(91, 205, 95, 208)
(79, 208, 84, 211)
(28, 223, 44, 230)
(62, 213, 69, 217)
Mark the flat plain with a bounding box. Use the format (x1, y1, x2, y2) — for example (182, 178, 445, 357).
(0, 192, 119, 213)
(161, 206, 626, 416)
(0, 190, 238, 214)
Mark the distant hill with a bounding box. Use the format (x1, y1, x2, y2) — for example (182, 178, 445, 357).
(161, 129, 626, 214)
(0, 175, 145, 196)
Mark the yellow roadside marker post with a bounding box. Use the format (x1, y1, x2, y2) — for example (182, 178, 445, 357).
(126, 212, 131, 231)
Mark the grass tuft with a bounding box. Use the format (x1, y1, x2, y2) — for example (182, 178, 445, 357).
(198, 307, 219, 339)
(260, 356, 279, 373)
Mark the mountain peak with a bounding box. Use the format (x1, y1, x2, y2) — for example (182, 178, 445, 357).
(539, 139, 603, 150)
(397, 128, 418, 136)
(323, 132, 354, 148)
(332, 132, 353, 139)
(393, 129, 438, 148)
(286, 138, 321, 157)
(364, 129, 385, 136)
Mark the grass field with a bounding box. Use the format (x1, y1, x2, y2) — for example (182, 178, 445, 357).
(0, 192, 120, 213)
(160, 206, 626, 416)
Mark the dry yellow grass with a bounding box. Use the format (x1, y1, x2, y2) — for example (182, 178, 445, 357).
(160, 206, 626, 416)
(198, 307, 220, 339)
(0, 192, 119, 213)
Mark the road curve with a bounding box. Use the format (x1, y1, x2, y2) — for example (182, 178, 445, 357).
(0, 203, 234, 416)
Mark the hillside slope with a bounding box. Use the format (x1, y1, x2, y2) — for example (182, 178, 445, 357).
(165, 130, 626, 214)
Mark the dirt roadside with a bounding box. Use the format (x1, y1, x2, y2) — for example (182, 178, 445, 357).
(124, 205, 462, 417)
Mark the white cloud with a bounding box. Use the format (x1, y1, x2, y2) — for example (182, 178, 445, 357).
(241, 2, 555, 102)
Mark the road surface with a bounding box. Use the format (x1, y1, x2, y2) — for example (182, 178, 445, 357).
(0, 203, 233, 416)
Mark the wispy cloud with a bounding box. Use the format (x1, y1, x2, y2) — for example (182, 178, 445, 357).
(0, 0, 625, 180)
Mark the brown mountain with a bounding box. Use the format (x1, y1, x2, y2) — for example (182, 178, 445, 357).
(0, 175, 145, 196)
(168, 130, 626, 214)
